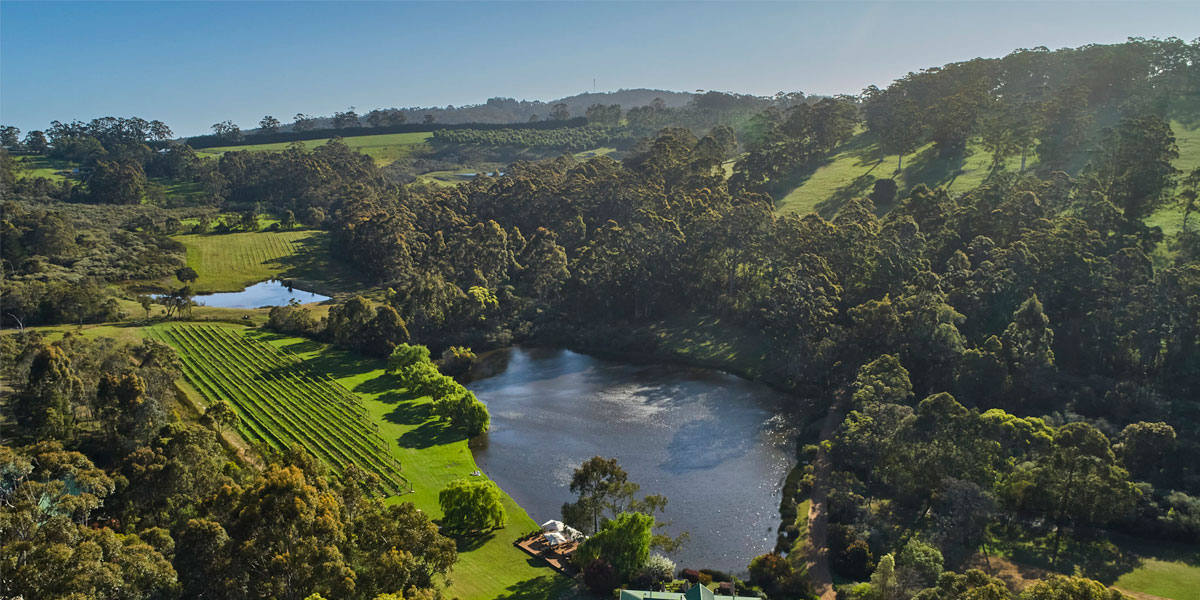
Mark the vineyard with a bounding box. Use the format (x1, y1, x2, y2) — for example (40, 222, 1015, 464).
(432, 124, 633, 151)
(149, 323, 410, 495)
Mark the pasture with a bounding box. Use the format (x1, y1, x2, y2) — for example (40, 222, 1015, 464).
(771, 120, 1200, 240)
(172, 229, 360, 293)
(195, 131, 433, 165)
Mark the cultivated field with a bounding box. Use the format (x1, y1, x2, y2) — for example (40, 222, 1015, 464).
(255, 328, 575, 600)
(195, 131, 433, 165)
(150, 323, 410, 494)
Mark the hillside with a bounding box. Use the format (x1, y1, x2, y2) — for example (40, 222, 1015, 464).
(771, 120, 1200, 239)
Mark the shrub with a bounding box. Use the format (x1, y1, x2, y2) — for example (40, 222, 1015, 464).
(640, 553, 675, 583)
(582, 559, 621, 594)
(749, 553, 792, 589)
(833, 539, 875, 581)
(697, 572, 713, 585)
(680, 568, 700, 583)
(437, 478, 507, 533)
(439, 345, 478, 375)
(700, 568, 732, 583)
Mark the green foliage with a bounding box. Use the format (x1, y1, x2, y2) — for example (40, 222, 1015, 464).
(1018, 575, 1129, 600)
(438, 478, 508, 532)
(433, 124, 633, 151)
(574, 511, 653, 578)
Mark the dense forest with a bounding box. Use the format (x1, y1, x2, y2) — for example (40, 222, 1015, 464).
(2, 37, 1199, 600)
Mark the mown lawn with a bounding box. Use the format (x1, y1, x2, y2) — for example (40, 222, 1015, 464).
(249, 328, 576, 600)
(1115, 557, 1200, 600)
(172, 229, 363, 294)
(195, 131, 433, 165)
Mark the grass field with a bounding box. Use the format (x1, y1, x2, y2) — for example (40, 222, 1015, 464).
(172, 229, 362, 293)
(13, 155, 78, 181)
(772, 120, 1200, 237)
(195, 131, 433, 165)
(243, 326, 574, 600)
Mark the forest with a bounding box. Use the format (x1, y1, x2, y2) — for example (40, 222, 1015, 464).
(2, 37, 1199, 600)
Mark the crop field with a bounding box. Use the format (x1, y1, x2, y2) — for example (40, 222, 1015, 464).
(195, 131, 433, 165)
(173, 229, 360, 293)
(252, 329, 575, 600)
(149, 323, 410, 495)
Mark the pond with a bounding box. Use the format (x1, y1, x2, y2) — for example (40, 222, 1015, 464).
(188, 280, 330, 309)
(466, 347, 800, 574)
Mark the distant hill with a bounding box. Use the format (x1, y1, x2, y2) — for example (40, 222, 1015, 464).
(282, 89, 697, 131)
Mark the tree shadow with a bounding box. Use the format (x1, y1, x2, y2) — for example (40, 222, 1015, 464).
(449, 529, 498, 553)
(268, 230, 369, 296)
(901, 146, 967, 191)
(813, 173, 878, 218)
(384, 400, 432, 426)
(354, 373, 406, 397)
(492, 573, 579, 600)
(398, 419, 461, 449)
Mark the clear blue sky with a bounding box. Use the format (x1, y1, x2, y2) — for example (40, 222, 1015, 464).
(2, 1, 1198, 137)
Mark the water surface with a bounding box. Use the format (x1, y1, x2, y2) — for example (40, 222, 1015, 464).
(190, 280, 330, 309)
(466, 347, 798, 574)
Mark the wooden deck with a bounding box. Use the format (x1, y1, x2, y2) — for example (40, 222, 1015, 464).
(515, 536, 579, 575)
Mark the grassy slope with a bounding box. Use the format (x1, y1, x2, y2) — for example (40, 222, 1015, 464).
(195, 131, 433, 165)
(172, 229, 363, 294)
(773, 121, 1200, 231)
(248, 327, 574, 600)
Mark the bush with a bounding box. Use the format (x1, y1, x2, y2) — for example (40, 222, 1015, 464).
(439, 345, 478, 375)
(749, 553, 792, 589)
(640, 553, 675, 583)
(834, 539, 875, 581)
(680, 568, 700, 583)
(582, 559, 621, 594)
(437, 478, 507, 533)
(700, 568, 732, 583)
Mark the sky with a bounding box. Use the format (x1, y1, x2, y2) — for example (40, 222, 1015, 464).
(2, 1, 1198, 137)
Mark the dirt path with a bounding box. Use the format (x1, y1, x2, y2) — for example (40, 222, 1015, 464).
(806, 399, 845, 600)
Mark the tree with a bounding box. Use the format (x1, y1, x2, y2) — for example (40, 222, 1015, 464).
(386, 343, 432, 373)
(13, 345, 84, 440)
(896, 538, 943, 592)
(1087, 114, 1181, 222)
(23, 130, 48, 154)
(293, 113, 316, 132)
(1003, 295, 1054, 374)
(438, 478, 507, 532)
(332, 107, 360, 128)
(259, 115, 282, 133)
(423, 114, 435, 124)
(0, 125, 21, 147)
(869, 554, 901, 600)
(574, 511, 653, 578)
(431, 390, 490, 436)
(1018, 575, 1129, 600)
(176, 266, 199, 284)
(281, 209, 297, 229)
(562, 456, 639, 535)
(851, 354, 914, 407)
(212, 120, 242, 142)
(88, 159, 147, 204)
(1115, 421, 1176, 481)
(202, 399, 237, 431)
(550, 103, 570, 121)
(241, 208, 259, 231)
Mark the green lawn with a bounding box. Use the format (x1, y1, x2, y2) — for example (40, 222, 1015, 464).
(172, 229, 363, 294)
(13, 155, 78, 181)
(1114, 557, 1200, 600)
(247, 327, 576, 600)
(195, 131, 433, 165)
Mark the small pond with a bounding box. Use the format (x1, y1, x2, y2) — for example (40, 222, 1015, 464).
(466, 347, 800, 574)
(187, 280, 329, 309)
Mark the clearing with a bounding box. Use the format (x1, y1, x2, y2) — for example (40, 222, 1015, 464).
(171, 229, 362, 294)
(195, 131, 433, 165)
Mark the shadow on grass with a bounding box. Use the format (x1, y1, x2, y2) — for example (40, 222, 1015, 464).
(813, 172, 878, 218)
(492, 573, 578, 600)
(268, 231, 369, 296)
(449, 529, 498, 553)
(384, 399, 433, 427)
(398, 419, 461, 449)
(354, 373, 405, 396)
(901, 146, 967, 191)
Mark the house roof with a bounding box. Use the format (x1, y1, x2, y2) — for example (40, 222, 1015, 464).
(618, 587, 757, 600)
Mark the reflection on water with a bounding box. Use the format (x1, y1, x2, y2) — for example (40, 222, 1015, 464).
(189, 280, 330, 309)
(467, 347, 798, 574)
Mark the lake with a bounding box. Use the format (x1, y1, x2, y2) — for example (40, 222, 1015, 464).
(466, 347, 799, 574)
(189, 280, 330, 309)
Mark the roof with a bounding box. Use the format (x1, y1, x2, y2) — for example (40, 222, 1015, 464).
(618, 587, 758, 600)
